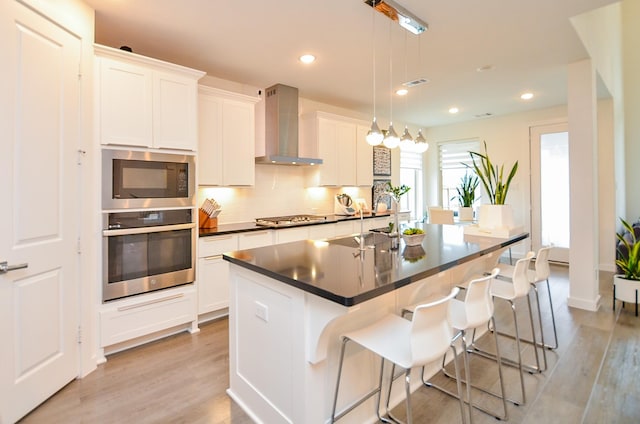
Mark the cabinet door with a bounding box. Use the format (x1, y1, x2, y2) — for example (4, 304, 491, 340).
(222, 99, 255, 185)
(198, 93, 223, 185)
(153, 71, 198, 150)
(316, 118, 338, 186)
(337, 121, 356, 186)
(198, 256, 229, 314)
(275, 227, 309, 244)
(99, 57, 153, 147)
(356, 125, 373, 186)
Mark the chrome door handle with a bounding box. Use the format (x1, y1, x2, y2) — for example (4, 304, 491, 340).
(0, 261, 29, 273)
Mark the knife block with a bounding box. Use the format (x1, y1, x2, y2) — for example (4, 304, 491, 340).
(198, 209, 218, 229)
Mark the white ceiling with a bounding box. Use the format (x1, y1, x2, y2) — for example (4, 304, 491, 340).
(84, 0, 617, 128)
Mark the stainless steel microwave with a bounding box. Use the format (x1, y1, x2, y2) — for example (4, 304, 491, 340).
(102, 150, 196, 209)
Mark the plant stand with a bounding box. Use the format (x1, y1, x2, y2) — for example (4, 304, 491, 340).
(613, 274, 640, 316)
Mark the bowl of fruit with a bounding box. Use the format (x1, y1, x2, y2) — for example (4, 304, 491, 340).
(402, 228, 425, 246)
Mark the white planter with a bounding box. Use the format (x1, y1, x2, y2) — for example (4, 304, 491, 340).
(477, 204, 515, 230)
(613, 274, 640, 305)
(458, 206, 474, 222)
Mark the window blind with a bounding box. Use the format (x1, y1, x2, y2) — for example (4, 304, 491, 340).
(438, 139, 480, 170)
(400, 149, 423, 170)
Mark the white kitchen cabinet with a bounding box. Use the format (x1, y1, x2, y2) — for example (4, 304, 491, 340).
(197, 234, 239, 315)
(238, 230, 273, 249)
(274, 226, 309, 244)
(198, 86, 259, 186)
(95, 45, 204, 151)
(308, 223, 336, 240)
(334, 221, 356, 238)
(303, 112, 371, 187)
(99, 286, 197, 349)
(356, 124, 374, 186)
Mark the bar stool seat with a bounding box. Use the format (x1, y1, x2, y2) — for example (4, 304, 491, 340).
(330, 287, 466, 424)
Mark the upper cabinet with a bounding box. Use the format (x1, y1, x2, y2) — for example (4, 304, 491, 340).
(198, 86, 259, 186)
(302, 112, 372, 187)
(95, 44, 205, 151)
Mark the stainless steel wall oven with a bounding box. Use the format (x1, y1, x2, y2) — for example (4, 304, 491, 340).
(102, 209, 196, 302)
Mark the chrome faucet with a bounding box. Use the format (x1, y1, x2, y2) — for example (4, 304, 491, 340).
(373, 192, 400, 249)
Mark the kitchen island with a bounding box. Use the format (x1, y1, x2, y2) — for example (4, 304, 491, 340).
(223, 223, 527, 423)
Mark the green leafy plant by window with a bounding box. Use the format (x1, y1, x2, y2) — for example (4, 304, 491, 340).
(386, 182, 411, 203)
(468, 141, 518, 205)
(452, 173, 479, 207)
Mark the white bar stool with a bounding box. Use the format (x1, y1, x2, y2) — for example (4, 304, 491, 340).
(469, 252, 538, 406)
(403, 269, 507, 423)
(497, 246, 557, 350)
(330, 287, 466, 424)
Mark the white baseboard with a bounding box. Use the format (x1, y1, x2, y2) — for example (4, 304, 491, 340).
(567, 294, 602, 311)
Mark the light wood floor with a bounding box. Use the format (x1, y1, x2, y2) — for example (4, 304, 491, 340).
(20, 265, 640, 423)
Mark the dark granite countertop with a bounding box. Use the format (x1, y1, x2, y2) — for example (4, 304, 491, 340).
(223, 223, 528, 306)
(199, 212, 401, 237)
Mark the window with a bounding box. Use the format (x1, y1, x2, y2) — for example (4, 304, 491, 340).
(438, 139, 480, 210)
(399, 149, 424, 221)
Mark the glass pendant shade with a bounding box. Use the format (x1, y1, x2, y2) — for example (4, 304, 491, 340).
(365, 118, 384, 146)
(382, 123, 400, 149)
(414, 129, 429, 153)
(399, 126, 415, 151)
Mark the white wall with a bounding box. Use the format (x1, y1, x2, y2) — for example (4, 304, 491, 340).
(423, 102, 616, 269)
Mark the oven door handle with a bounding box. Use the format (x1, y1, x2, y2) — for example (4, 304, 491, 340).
(103, 222, 196, 236)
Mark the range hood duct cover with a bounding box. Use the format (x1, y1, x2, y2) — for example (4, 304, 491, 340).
(255, 84, 323, 166)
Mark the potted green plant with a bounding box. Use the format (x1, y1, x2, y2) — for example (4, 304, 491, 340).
(385, 182, 411, 249)
(468, 141, 518, 230)
(614, 217, 640, 315)
(452, 173, 478, 221)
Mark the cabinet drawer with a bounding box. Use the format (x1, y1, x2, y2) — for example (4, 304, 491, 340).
(100, 288, 196, 347)
(308, 223, 335, 240)
(275, 227, 309, 244)
(238, 230, 273, 249)
(199, 234, 239, 257)
(334, 221, 355, 237)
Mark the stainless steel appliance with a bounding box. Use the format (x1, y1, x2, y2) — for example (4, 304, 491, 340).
(103, 149, 195, 209)
(102, 209, 196, 302)
(254, 84, 323, 166)
(256, 214, 327, 228)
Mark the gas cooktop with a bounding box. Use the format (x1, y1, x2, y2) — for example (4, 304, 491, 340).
(255, 214, 327, 228)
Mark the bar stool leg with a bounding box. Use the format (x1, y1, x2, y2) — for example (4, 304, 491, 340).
(544, 279, 559, 349)
(527, 288, 546, 372)
(330, 338, 349, 423)
(509, 299, 527, 405)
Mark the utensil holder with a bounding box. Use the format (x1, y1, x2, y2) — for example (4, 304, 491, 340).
(199, 209, 218, 229)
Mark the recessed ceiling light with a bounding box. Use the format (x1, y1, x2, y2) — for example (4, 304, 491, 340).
(299, 54, 316, 64)
(449, 107, 459, 114)
(396, 88, 409, 96)
(520, 92, 534, 100)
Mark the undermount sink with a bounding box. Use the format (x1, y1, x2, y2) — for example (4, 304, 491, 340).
(328, 232, 390, 248)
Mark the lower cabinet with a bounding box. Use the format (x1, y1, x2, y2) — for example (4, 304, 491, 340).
(198, 234, 239, 316)
(99, 286, 197, 351)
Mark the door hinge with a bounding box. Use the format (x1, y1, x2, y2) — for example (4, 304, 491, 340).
(77, 326, 82, 344)
(77, 237, 82, 255)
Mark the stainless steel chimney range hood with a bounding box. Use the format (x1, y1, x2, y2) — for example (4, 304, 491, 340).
(255, 84, 323, 166)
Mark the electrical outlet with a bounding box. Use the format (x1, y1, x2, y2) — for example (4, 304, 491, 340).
(255, 301, 268, 322)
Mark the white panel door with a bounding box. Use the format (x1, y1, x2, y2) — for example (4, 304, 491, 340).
(531, 123, 570, 263)
(0, 2, 81, 422)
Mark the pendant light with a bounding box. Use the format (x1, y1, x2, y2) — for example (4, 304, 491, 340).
(414, 129, 429, 153)
(399, 31, 415, 152)
(365, 3, 383, 146)
(383, 20, 399, 149)
(413, 29, 429, 153)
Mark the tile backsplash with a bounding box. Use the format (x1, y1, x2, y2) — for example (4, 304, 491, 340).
(197, 165, 372, 224)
